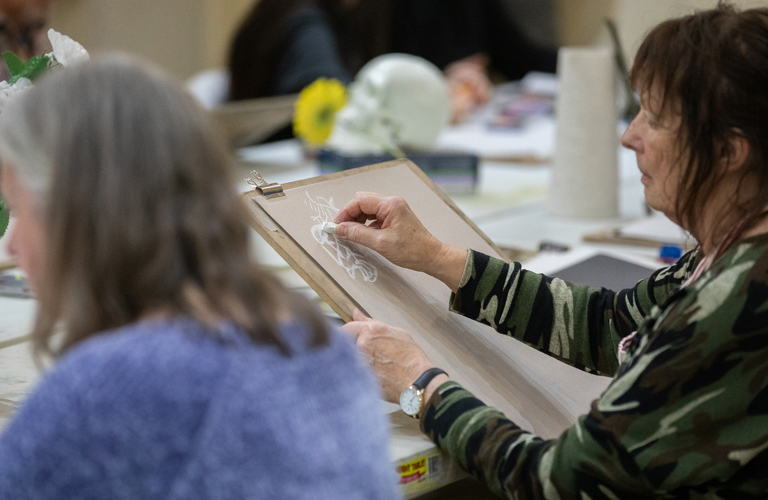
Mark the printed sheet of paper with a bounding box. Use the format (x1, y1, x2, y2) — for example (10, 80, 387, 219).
(256, 164, 610, 438)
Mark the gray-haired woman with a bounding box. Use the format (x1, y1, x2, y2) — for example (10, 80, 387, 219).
(0, 58, 398, 499)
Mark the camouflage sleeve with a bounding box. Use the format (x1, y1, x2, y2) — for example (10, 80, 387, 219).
(420, 382, 657, 499)
(424, 241, 768, 498)
(448, 249, 699, 375)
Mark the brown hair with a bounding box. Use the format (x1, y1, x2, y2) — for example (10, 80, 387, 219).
(630, 2, 768, 243)
(0, 57, 329, 357)
(228, 0, 391, 100)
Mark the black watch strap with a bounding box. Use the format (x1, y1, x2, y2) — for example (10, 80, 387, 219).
(412, 367, 448, 391)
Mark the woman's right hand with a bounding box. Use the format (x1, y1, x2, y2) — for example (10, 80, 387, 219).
(334, 192, 467, 292)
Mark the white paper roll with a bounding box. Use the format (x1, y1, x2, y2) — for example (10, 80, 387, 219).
(549, 47, 619, 219)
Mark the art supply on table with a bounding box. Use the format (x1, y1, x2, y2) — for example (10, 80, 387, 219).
(618, 212, 689, 245)
(522, 247, 662, 292)
(583, 213, 695, 251)
(538, 240, 570, 253)
(0, 260, 16, 273)
(0, 270, 33, 299)
(548, 46, 619, 219)
(551, 254, 659, 291)
(659, 245, 683, 264)
(485, 81, 555, 131)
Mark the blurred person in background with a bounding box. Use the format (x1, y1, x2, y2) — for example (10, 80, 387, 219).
(0, 57, 397, 499)
(0, 0, 55, 81)
(228, 0, 557, 124)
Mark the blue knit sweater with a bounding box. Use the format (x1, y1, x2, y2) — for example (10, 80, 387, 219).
(0, 318, 399, 499)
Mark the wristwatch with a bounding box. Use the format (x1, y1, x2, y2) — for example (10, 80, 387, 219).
(399, 367, 448, 419)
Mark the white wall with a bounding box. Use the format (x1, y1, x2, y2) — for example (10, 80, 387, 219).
(616, 0, 768, 60)
(559, 0, 768, 61)
(48, 0, 254, 80)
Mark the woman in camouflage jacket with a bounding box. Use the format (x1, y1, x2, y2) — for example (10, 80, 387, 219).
(337, 3, 768, 498)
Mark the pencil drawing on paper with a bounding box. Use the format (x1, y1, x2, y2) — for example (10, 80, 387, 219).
(305, 192, 378, 282)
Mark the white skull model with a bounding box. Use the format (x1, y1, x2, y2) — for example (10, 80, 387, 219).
(326, 54, 451, 154)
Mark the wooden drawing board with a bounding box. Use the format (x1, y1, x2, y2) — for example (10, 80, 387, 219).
(242, 160, 610, 438)
(210, 94, 297, 148)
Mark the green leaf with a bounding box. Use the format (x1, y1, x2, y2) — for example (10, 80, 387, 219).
(3, 51, 25, 78)
(0, 196, 8, 240)
(8, 55, 51, 85)
(20, 55, 50, 82)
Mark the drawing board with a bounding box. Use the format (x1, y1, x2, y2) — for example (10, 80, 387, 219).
(211, 94, 297, 148)
(243, 160, 610, 438)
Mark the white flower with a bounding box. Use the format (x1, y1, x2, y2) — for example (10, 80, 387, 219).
(47, 29, 89, 67)
(0, 81, 12, 112)
(13, 77, 33, 91)
(0, 77, 33, 113)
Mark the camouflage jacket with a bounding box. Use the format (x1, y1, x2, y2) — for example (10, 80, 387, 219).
(421, 234, 768, 498)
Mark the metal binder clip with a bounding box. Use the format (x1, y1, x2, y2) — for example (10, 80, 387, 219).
(245, 170, 285, 199)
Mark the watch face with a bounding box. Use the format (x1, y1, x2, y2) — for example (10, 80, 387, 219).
(400, 386, 422, 416)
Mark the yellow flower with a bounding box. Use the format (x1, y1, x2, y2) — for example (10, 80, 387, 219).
(293, 78, 347, 146)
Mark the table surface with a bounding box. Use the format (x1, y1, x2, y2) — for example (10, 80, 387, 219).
(0, 116, 664, 497)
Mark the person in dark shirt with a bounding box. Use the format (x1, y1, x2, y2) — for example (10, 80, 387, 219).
(390, 0, 557, 81)
(228, 0, 557, 122)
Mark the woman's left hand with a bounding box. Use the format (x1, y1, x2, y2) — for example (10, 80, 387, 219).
(342, 309, 436, 403)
